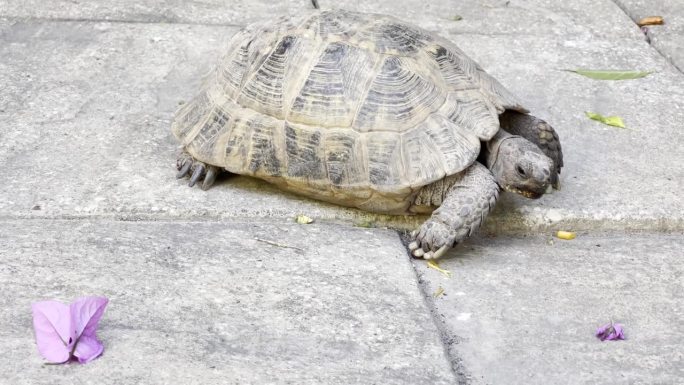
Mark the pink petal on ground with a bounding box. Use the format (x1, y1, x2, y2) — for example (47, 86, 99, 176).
(610, 324, 625, 340)
(595, 322, 625, 341)
(73, 335, 104, 364)
(31, 301, 75, 363)
(70, 297, 109, 338)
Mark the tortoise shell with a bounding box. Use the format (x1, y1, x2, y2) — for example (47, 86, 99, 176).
(172, 10, 526, 208)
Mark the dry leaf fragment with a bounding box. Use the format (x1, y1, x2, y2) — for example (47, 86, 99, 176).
(354, 220, 375, 228)
(585, 112, 626, 128)
(427, 260, 452, 278)
(637, 16, 664, 26)
(556, 231, 576, 240)
(295, 214, 314, 224)
(451, 15, 463, 21)
(433, 286, 445, 297)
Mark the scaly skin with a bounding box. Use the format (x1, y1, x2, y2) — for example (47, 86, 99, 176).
(408, 162, 499, 259)
(499, 111, 563, 189)
(409, 131, 554, 260)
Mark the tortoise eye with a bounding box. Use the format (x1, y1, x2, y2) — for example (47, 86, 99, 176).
(516, 165, 526, 177)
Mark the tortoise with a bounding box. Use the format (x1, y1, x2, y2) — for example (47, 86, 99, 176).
(172, 9, 563, 259)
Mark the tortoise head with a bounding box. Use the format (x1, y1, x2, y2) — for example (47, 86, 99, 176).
(486, 131, 552, 199)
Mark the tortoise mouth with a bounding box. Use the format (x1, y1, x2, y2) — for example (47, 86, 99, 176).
(504, 186, 544, 199)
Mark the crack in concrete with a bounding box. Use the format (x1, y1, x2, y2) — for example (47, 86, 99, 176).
(398, 232, 473, 385)
(610, 0, 684, 74)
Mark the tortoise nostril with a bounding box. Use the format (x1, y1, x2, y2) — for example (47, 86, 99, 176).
(516, 164, 526, 177)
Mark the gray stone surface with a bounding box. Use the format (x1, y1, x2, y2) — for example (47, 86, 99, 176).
(0, 0, 643, 39)
(0, 0, 307, 26)
(0, 219, 454, 384)
(1, 1, 684, 384)
(413, 234, 684, 384)
(615, 0, 684, 72)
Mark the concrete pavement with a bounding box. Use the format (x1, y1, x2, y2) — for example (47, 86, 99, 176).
(413, 234, 684, 384)
(0, 220, 453, 384)
(615, 0, 684, 72)
(1, 0, 682, 383)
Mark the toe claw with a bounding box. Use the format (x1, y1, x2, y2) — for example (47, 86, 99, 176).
(176, 161, 192, 179)
(423, 251, 434, 260)
(413, 248, 425, 258)
(188, 164, 205, 187)
(202, 167, 219, 190)
(432, 245, 449, 260)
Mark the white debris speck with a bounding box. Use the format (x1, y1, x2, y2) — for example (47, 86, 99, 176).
(546, 209, 563, 223)
(457, 313, 472, 321)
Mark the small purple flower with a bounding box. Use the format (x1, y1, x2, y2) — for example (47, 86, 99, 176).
(31, 296, 109, 364)
(595, 322, 625, 341)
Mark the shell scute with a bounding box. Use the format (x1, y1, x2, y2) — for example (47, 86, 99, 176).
(324, 129, 367, 187)
(288, 42, 375, 127)
(365, 132, 408, 192)
(353, 56, 446, 133)
(284, 123, 326, 181)
(354, 19, 431, 55)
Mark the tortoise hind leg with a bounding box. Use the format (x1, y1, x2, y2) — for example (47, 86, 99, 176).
(499, 110, 563, 189)
(408, 162, 499, 260)
(176, 150, 223, 190)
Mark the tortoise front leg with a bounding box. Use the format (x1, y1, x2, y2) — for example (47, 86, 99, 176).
(499, 111, 563, 189)
(408, 163, 499, 260)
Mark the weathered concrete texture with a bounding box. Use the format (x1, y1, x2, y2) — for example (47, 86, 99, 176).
(615, 0, 684, 72)
(0, 220, 454, 384)
(0, 0, 644, 40)
(0, 0, 308, 26)
(1, 17, 682, 233)
(413, 234, 684, 384)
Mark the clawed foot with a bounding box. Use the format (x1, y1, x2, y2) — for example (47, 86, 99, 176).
(176, 151, 221, 190)
(408, 218, 465, 260)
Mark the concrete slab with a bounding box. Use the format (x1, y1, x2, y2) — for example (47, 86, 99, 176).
(0, 0, 644, 40)
(0, 0, 307, 26)
(1, 19, 682, 233)
(412, 234, 684, 384)
(0, 219, 455, 384)
(615, 0, 684, 72)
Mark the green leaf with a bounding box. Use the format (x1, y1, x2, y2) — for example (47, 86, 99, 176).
(565, 69, 652, 80)
(585, 112, 626, 128)
(451, 15, 463, 21)
(353, 220, 376, 228)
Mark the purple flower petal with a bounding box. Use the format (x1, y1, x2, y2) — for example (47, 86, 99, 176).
(70, 297, 109, 338)
(31, 301, 76, 363)
(611, 324, 625, 340)
(595, 322, 625, 341)
(73, 335, 104, 364)
(31, 296, 108, 364)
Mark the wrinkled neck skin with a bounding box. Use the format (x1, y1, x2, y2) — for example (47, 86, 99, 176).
(486, 130, 552, 199)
